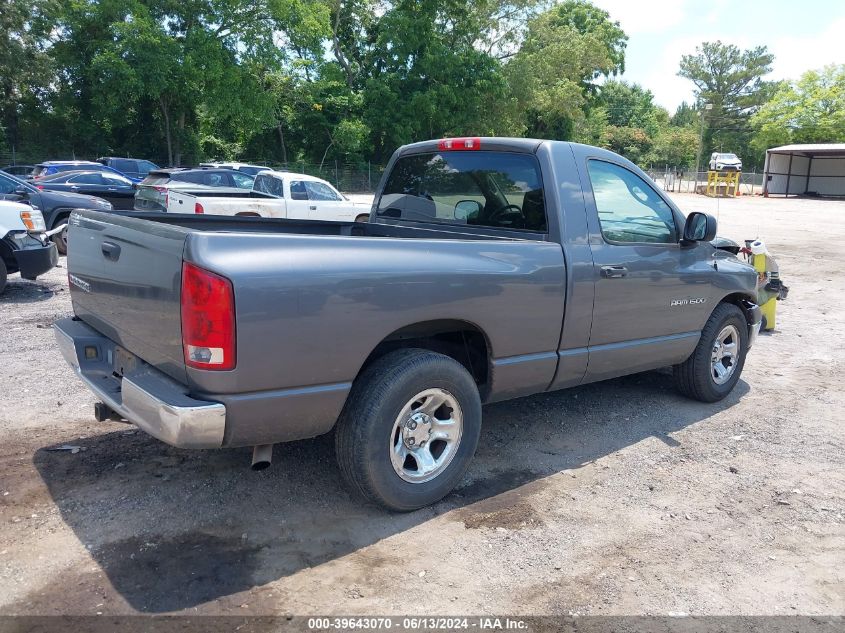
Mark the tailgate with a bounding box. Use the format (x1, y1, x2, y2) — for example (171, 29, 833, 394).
(67, 210, 189, 383)
(166, 191, 198, 214)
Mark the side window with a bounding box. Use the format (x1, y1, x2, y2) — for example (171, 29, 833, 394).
(203, 172, 227, 187)
(290, 180, 308, 200)
(114, 159, 136, 173)
(231, 173, 254, 189)
(304, 181, 342, 201)
(103, 173, 131, 186)
(138, 161, 157, 176)
(0, 175, 17, 194)
(177, 173, 203, 184)
(587, 160, 676, 244)
(70, 173, 104, 184)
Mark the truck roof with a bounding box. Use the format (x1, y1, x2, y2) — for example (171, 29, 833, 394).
(396, 137, 545, 156)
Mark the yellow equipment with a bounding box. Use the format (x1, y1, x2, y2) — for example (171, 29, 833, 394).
(706, 170, 740, 197)
(747, 240, 788, 330)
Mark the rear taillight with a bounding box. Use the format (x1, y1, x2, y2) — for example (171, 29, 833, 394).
(195, 202, 204, 214)
(152, 185, 169, 208)
(181, 262, 236, 371)
(438, 137, 481, 151)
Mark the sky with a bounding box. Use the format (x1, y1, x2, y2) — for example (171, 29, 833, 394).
(590, 0, 845, 113)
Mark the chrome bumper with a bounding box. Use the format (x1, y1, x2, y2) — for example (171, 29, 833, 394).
(54, 318, 226, 449)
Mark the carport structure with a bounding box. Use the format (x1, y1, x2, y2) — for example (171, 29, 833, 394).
(763, 144, 845, 197)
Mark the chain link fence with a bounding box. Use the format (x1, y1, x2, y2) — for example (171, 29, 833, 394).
(643, 166, 765, 196)
(1, 150, 387, 194)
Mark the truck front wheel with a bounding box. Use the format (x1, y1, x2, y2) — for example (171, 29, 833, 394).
(673, 302, 748, 402)
(335, 349, 481, 511)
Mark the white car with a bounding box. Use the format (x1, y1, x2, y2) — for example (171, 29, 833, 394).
(0, 200, 59, 294)
(709, 152, 742, 172)
(166, 171, 369, 223)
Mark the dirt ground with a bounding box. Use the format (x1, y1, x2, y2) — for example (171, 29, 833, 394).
(0, 193, 842, 618)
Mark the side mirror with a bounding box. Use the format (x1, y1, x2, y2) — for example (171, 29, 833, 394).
(683, 211, 717, 243)
(454, 199, 482, 221)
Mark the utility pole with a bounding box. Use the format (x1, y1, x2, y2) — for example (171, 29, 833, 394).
(695, 103, 713, 180)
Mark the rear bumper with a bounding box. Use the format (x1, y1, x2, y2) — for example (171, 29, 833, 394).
(54, 317, 226, 448)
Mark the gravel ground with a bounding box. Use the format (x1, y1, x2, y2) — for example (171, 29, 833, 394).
(0, 193, 843, 618)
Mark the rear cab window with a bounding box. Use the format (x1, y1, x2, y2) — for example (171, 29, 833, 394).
(254, 174, 283, 197)
(376, 151, 547, 232)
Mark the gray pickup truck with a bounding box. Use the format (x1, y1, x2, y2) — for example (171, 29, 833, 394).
(55, 138, 762, 510)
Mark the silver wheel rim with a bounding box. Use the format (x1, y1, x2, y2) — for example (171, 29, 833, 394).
(389, 388, 463, 484)
(711, 324, 740, 385)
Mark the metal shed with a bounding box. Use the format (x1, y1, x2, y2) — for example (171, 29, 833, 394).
(763, 143, 845, 197)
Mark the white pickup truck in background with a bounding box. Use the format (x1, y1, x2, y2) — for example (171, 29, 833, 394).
(166, 170, 369, 222)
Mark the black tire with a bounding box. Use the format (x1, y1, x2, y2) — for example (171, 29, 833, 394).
(51, 219, 69, 255)
(0, 258, 7, 295)
(335, 348, 482, 511)
(674, 302, 748, 402)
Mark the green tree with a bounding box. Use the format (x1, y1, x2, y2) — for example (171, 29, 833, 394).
(506, 0, 628, 139)
(671, 101, 698, 128)
(679, 40, 776, 168)
(648, 126, 699, 169)
(751, 64, 845, 151)
(597, 80, 662, 136)
(0, 0, 54, 157)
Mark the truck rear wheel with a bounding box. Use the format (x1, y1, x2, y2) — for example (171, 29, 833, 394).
(673, 302, 748, 402)
(335, 348, 481, 511)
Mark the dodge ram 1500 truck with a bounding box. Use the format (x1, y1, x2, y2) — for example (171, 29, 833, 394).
(55, 138, 762, 510)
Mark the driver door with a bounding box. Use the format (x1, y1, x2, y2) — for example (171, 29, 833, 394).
(584, 159, 714, 382)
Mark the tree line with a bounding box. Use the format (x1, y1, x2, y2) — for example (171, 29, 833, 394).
(2, 0, 843, 171)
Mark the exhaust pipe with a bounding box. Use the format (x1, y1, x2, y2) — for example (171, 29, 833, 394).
(251, 444, 273, 471)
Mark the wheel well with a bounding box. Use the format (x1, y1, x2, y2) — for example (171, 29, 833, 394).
(0, 240, 15, 272)
(719, 292, 757, 324)
(360, 320, 491, 395)
(50, 209, 71, 229)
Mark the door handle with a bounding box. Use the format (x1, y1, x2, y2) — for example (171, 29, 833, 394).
(600, 265, 628, 278)
(309, 205, 317, 210)
(101, 241, 121, 260)
(69, 185, 79, 190)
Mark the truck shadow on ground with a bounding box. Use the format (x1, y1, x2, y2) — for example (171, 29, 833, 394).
(0, 278, 63, 303)
(31, 370, 749, 613)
